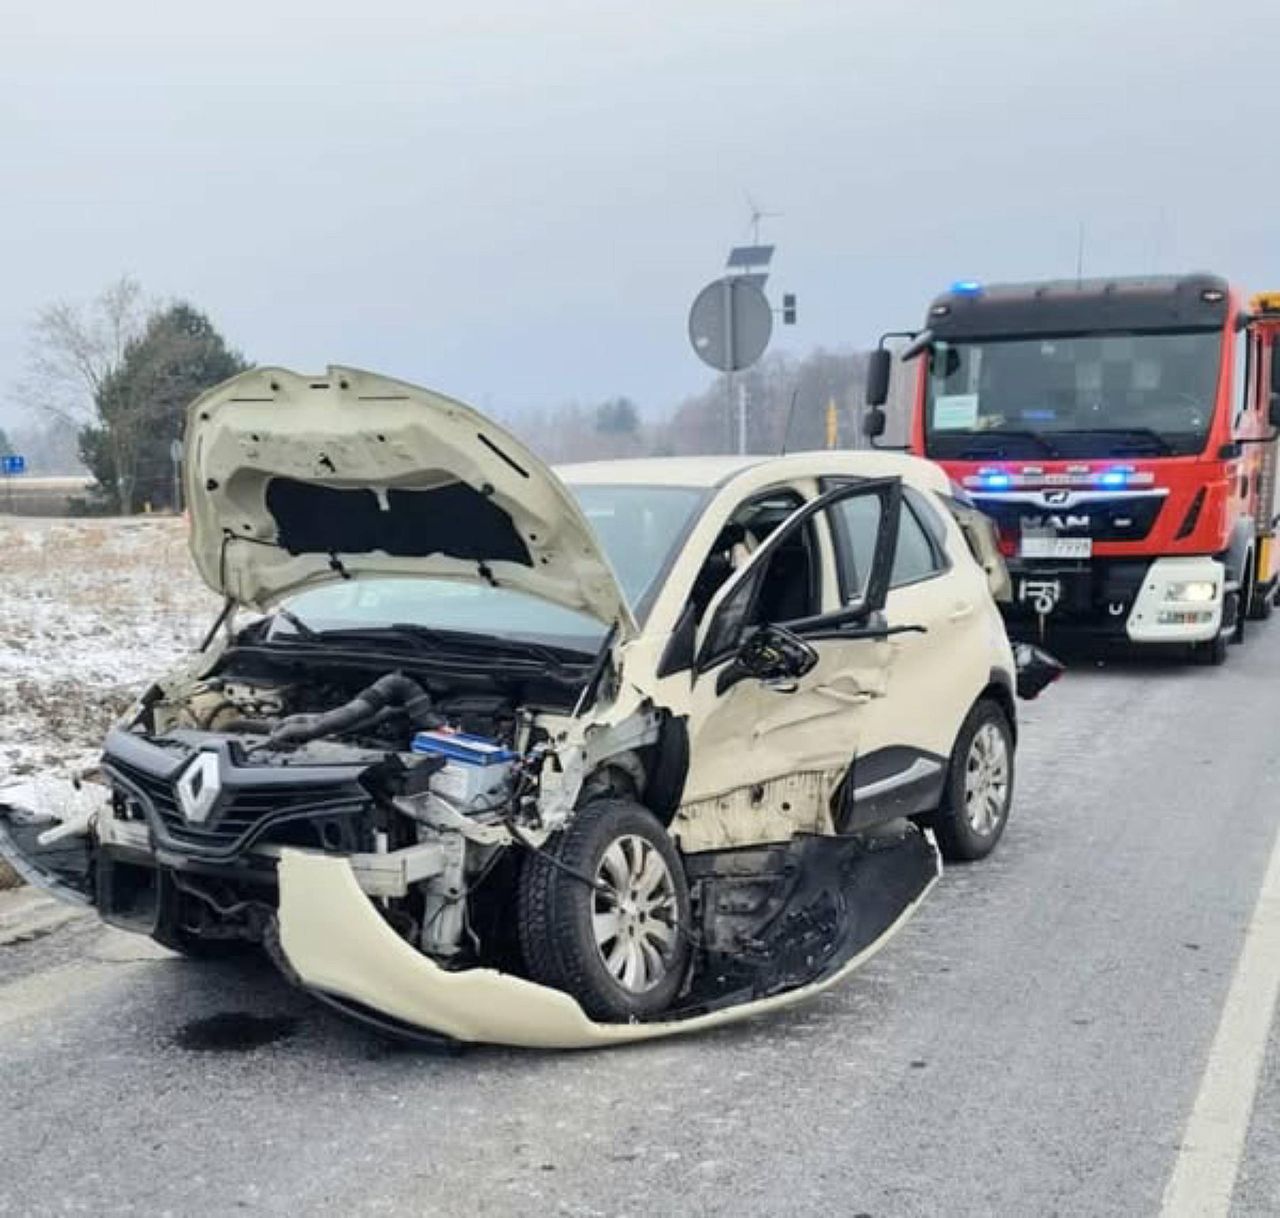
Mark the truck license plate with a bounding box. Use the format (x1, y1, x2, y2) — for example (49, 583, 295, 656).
(1020, 536, 1092, 559)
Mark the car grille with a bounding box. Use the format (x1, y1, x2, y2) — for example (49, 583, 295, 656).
(105, 755, 371, 860)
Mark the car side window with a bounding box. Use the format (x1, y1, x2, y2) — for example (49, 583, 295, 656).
(829, 489, 945, 601)
(893, 501, 944, 585)
(689, 490, 812, 624)
(829, 494, 882, 604)
(700, 515, 820, 662)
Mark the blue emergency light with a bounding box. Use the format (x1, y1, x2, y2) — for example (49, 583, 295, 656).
(950, 280, 984, 296)
(980, 471, 1012, 490)
(1098, 469, 1129, 489)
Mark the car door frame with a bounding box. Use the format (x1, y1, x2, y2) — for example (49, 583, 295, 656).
(668, 477, 907, 853)
(693, 476, 906, 673)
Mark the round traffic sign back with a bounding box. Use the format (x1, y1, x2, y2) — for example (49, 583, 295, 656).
(688, 277, 773, 372)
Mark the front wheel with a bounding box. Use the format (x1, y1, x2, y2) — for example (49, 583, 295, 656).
(1194, 630, 1228, 666)
(922, 699, 1015, 863)
(518, 799, 692, 1021)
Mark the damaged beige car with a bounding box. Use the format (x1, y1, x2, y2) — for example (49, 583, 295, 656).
(0, 367, 1051, 1048)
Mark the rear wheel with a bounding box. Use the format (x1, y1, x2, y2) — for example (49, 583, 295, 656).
(922, 699, 1015, 863)
(518, 799, 692, 1021)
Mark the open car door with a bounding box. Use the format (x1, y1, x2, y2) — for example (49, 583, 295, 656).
(672, 478, 906, 853)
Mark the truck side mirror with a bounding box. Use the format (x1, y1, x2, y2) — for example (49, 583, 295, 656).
(1268, 394, 1280, 430)
(865, 348, 892, 407)
(1271, 349, 1280, 397)
(862, 407, 887, 439)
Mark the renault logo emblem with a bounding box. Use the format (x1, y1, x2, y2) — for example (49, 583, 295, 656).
(176, 753, 221, 824)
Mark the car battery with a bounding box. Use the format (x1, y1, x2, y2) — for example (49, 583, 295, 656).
(410, 730, 518, 813)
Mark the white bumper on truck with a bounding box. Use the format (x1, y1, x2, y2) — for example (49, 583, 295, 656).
(1126, 556, 1225, 643)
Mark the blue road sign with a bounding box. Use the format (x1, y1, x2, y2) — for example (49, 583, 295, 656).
(1, 455, 26, 475)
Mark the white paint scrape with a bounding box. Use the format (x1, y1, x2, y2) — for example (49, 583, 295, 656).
(1161, 823, 1280, 1217)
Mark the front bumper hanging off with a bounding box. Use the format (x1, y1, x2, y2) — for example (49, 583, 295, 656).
(276, 843, 940, 1050)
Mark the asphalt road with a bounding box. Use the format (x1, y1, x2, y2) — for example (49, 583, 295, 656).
(4, 630, 1280, 1217)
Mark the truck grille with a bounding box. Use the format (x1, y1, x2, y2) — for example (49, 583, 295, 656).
(975, 493, 1165, 543)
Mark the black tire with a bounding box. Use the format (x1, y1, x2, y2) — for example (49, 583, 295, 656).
(1231, 577, 1248, 645)
(1195, 631, 1228, 666)
(1248, 576, 1274, 621)
(921, 699, 1015, 863)
(518, 799, 692, 1022)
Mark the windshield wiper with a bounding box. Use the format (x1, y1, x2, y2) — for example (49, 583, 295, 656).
(957, 429, 1059, 458)
(1054, 427, 1173, 455)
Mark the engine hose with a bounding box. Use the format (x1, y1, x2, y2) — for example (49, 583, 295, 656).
(269, 672, 441, 746)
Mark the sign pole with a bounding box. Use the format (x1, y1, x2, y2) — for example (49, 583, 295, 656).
(722, 278, 735, 454)
(737, 380, 748, 455)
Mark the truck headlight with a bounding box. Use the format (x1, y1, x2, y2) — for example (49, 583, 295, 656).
(1166, 580, 1218, 603)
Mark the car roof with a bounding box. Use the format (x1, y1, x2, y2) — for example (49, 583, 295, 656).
(555, 451, 953, 497)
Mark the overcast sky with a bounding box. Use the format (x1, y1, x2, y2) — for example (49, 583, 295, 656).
(3, 0, 1277, 428)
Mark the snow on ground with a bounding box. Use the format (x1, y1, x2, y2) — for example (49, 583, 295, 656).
(0, 514, 216, 785)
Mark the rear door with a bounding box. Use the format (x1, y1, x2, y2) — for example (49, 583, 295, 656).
(672, 479, 903, 853)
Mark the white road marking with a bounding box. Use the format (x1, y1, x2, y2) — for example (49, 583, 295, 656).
(1161, 821, 1280, 1217)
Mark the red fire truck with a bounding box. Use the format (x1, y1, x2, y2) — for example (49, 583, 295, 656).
(864, 274, 1280, 662)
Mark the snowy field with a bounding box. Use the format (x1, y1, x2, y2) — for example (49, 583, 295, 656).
(0, 515, 217, 883)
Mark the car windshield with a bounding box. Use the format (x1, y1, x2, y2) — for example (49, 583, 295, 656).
(279, 482, 705, 651)
(923, 329, 1223, 459)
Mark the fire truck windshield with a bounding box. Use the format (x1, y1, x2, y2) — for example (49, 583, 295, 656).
(923, 329, 1222, 459)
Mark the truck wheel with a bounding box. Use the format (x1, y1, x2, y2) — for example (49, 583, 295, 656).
(1231, 579, 1248, 644)
(1248, 578, 1274, 621)
(518, 799, 692, 1022)
(920, 699, 1014, 863)
(1195, 631, 1228, 666)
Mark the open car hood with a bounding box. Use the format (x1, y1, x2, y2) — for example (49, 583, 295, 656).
(184, 367, 637, 635)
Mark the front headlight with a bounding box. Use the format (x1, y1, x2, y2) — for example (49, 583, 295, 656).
(1166, 580, 1218, 603)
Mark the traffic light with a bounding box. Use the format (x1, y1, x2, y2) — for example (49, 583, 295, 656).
(782, 293, 797, 325)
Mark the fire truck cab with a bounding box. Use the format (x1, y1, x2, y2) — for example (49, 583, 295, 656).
(865, 274, 1280, 662)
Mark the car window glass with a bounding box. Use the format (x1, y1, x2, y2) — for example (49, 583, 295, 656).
(830, 493, 943, 600)
(568, 484, 706, 612)
(702, 516, 819, 660)
(689, 491, 805, 622)
(830, 494, 883, 602)
(893, 503, 942, 585)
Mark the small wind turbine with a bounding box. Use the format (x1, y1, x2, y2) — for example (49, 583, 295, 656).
(744, 192, 783, 245)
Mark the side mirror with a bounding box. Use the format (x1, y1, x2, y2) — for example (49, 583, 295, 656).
(862, 407, 887, 439)
(719, 624, 818, 694)
(865, 348, 892, 407)
(1269, 394, 1280, 430)
(1271, 349, 1280, 397)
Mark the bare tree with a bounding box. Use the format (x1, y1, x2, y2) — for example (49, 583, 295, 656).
(12, 275, 147, 426)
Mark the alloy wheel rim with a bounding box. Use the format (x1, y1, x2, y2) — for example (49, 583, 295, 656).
(592, 835, 679, 994)
(964, 723, 1010, 836)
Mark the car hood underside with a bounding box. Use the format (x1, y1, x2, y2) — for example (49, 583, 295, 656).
(184, 366, 637, 635)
